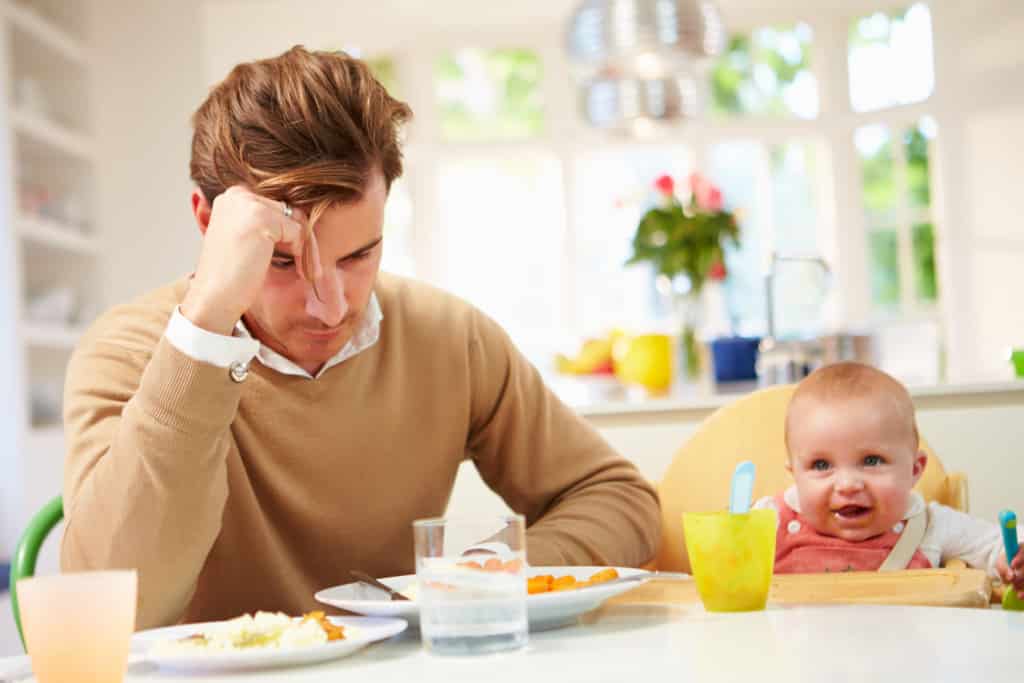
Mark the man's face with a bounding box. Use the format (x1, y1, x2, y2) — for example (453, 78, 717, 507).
(244, 171, 386, 375)
(786, 394, 926, 542)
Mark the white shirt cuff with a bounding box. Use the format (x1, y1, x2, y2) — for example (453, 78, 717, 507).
(165, 306, 259, 369)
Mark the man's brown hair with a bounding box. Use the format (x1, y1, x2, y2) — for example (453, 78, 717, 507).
(189, 45, 412, 273)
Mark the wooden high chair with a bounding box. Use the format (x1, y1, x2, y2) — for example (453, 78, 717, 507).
(653, 385, 969, 574)
(614, 385, 992, 610)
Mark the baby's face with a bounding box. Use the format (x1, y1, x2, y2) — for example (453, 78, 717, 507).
(787, 395, 925, 542)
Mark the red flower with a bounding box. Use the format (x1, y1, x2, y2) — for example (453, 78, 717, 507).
(708, 261, 727, 281)
(689, 172, 724, 211)
(702, 186, 723, 212)
(654, 174, 675, 196)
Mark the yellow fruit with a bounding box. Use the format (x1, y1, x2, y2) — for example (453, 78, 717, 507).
(556, 338, 614, 375)
(614, 334, 673, 392)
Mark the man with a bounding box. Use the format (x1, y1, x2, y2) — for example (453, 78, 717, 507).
(61, 46, 660, 629)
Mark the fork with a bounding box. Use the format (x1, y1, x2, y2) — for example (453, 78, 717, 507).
(349, 570, 411, 601)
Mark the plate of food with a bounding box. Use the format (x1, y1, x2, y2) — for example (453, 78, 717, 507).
(132, 610, 407, 673)
(315, 566, 652, 631)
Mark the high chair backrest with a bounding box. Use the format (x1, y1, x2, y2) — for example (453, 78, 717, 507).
(655, 385, 968, 573)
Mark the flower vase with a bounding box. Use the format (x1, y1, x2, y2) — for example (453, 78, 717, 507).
(655, 286, 704, 385)
(673, 291, 704, 382)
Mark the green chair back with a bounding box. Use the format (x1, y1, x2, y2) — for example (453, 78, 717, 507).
(8, 496, 64, 652)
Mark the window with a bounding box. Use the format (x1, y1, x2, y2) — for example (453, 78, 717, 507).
(380, 178, 415, 278)
(848, 3, 935, 112)
(710, 23, 819, 119)
(572, 147, 694, 335)
(433, 153, 565, 360)
(856, 117, 939, 311)
(366, 55, 401, 98)
(709, 140, 824, 340)
(436, 48, 544, 141)
(352, 8, 946, 382)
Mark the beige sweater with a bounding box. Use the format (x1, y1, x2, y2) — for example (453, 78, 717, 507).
(61, 273, 660, 629)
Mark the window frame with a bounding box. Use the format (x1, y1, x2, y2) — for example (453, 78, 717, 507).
(362, 9, 944, 356)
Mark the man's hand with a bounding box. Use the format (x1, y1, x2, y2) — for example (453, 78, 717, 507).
(995, 548, 1024, 599)
(181, 185, 308, 335)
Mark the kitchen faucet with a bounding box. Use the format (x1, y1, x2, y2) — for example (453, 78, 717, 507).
(756, 252, 832, 386)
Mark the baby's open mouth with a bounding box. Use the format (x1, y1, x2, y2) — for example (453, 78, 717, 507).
(833, 505, 871, 519)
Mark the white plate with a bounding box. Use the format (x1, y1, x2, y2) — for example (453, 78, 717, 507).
(315, 566, 650, 631)
(133, 616, 407, 673)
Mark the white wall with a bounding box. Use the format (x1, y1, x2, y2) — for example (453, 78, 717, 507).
(962, 106, 1024, 378)
(92, 0, 204, 308)
(930, 0, 1024, 381)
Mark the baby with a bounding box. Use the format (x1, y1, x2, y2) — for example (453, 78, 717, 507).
(753, 362, 1023, 598)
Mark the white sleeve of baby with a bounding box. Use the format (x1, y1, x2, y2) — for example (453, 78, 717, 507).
(923, 502, 1004, 578)
(752, 496, 779, 527)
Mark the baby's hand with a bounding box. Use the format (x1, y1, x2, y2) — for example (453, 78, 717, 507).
(996, 548, 1024, 599)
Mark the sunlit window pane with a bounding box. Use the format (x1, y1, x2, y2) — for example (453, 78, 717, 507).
(869, 229, 901, 307)
(848, 3, 935, 112)
(708, 141, 766, 336)
(380, 178, 415, 278)
(710, 23, 819, 119)
(856, 124, 897, 224)
(905, 117, 937, 209)
(436, 49, 544, 141)
(366, 56, 401, 98)
(912, 222, 938, 302)
(707, 141, 823, 339)
(573, 147, 694, 335)
(771, 142, 818, 254)
(435, 154, 564, 360)
(770, 142, 825, 338)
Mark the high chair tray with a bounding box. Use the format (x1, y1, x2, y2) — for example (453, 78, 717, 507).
(609, 568, 992, 609)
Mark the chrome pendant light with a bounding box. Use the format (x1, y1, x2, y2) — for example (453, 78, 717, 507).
(566, 0, 726, 133)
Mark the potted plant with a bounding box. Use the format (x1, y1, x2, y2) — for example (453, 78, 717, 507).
(627, 173, 740, 379)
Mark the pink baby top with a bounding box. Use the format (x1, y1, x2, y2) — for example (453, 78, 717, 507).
(763, 487, 932, 574)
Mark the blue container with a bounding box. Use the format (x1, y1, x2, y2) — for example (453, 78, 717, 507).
(710, 336, 761, 383)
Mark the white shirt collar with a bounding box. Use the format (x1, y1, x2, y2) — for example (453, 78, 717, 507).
(234, 292, 383, 379)
(782, 484, 925, 519)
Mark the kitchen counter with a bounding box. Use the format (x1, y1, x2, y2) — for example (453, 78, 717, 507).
(447, 374, 1023, 542)
(550, 376, 1024, 418)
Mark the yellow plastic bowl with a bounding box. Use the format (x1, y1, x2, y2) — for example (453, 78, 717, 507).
(683, 509, 778, 612)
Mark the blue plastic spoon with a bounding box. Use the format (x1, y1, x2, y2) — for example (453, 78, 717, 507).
(729, 460, 756, 515)
(999, 510, 1024, 610)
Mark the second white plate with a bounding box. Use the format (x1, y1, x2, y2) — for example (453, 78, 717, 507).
(315, 566, 650, 631)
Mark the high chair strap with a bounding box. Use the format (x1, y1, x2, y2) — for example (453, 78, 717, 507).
(879, 505, 930, 571)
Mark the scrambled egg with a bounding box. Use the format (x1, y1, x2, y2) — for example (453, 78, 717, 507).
(155, 611, 344, 654)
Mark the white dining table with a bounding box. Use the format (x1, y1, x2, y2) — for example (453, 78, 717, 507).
(4, 602, 1020, 683)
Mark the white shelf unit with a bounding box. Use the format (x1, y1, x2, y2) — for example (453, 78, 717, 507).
(0, 0, 94, 554)
(3, 0, 86, 65)
(22, 320, 84, 349)
(10, 106, 93, 159)
(19, 212, 96, 253)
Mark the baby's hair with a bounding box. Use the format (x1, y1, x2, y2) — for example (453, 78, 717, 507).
(785, 362, 919, 452)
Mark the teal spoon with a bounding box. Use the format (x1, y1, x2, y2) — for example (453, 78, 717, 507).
(729, 460, 756, 514)
(999, 510, 1024, 611)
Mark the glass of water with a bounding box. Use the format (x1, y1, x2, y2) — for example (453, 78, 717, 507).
(413, 514, 528, 656)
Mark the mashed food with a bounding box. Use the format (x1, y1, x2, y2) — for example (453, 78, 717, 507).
(155, 611, 345, 654)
